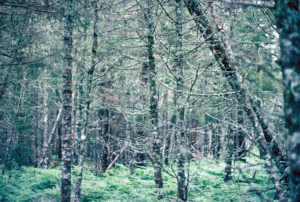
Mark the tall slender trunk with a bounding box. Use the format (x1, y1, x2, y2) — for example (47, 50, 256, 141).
(236, 107, 246, 160)
(40, 108, 63, 168)
(75, 1, 99, 201)
(202, 125, 209, 157)
(275, 1, 300, 201)
(74, 22, 88, 169)
(100, 109, 109, 172)
(126, 119, 135, 175)
(40, 82, 49, 168)
(61, 0, 73, 201)
(32, 85, 40, 167)
(56, 120, 62, 160)
(163, 91, 170, 165)
(145, 0, 163, 189)
(224, 110, 234, 181)
(213, 126, 221, 160)
(175, 0, 187, 200)
(71, 68, 77, 164)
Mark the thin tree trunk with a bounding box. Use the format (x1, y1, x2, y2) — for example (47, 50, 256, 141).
(57, 120, 62, 160)
(71, 73, 77, 164)
(237, 107, 246, 160)
(163, 91, 170, 165)
(252, 101, 286, 173)
(145, 0, 163, 189)
(100, 109, 110, 172)
(74, 22, 88, 169)
(224, 111, 234, 181)
(175, 0, 187, 200)
(32, 85, 39, 167)
(40, 82, 49, 168)
(127, 119, 135, 175)
(40, 108, 63, 168)
(275, 1, 300, 201)
(75, 1, 99, 200)
(203, 126, 209, 157)
(61, 0, 73, 200)
(215, 126, 221, 160)
(211, 124, 221, 160)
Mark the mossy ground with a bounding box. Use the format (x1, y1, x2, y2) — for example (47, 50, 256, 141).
(0, 158, 276, 202)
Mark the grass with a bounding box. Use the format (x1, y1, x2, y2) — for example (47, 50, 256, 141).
(0, 158, 276, 202)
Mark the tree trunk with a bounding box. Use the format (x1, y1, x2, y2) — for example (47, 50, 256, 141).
(40, 82, 49, 168)
(211, 124, 221, 160)
(71, 72, 77, 165)
(61, 0, 73, 200)
(32, 85, 40, 167)
(57, 120, 62, 160)
(145, 0, 163, 189)
(224, 111, 234, 181)
(163, 91, 170, 165)
(175, 0, 187, 200)
(75, 0, 99, 201)
(40, 108, 63, 168)
(236, 107, 246, 160)
(275, 1, 300, 201)
(100, 109, 110, 172)
(74, 20, 88, 168)
(203, 126, 209, 157)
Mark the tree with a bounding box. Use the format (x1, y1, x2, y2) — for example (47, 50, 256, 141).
(146, 0, 164, 189)
(275, 0, 300, 201)
(61, 0, 73, 201)
(75, 0, 99, 200)
(174, 0, 188, 200)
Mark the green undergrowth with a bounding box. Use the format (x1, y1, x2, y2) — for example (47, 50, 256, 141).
(0, 159, 276, 202)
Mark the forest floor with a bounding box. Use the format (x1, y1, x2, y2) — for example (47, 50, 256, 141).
(0, 157, 275, 202)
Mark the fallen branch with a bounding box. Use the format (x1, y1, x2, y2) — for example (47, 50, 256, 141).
(105, 144, 128, 172)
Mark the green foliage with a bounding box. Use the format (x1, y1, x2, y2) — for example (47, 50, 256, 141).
(0, 167, 60, 202)
(10, 144, 32, 166)
(0, 159, 275, 202)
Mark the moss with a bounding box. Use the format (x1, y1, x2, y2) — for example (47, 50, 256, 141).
(0, 159, 275, 201)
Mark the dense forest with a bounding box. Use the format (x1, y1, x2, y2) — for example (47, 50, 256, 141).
(0, 0, 299, 201)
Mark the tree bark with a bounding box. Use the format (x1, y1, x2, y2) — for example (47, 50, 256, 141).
(163, 91, 170, 165)
(203, 126, 209, 157)
(175, 0, 187, 200)
(74, 21, 88, 168)
(32, 85, 40, 167)
(75, 1, 99, 201)
(40, 82, 49, 168)
(146, 0, 163, 189)
(236, 107, 246, 160)
(224, 111, 234, 181)
(71, 72, 77, 164)
(40, 108, 63, 168)
(275, 1, 300, 201)
(61, 0, 73, 201)
(100, 109, 110, 172)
